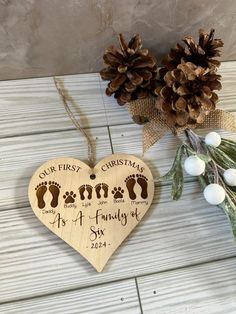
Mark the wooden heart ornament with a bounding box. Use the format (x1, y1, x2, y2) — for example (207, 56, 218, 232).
(28, 153, 154, 272)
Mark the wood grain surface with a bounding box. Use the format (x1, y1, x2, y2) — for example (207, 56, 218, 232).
(28, 154, 154, 272)
(137, 258, 236, 314)
(1, 62, 236, 313)
(1, 279, 140, 314)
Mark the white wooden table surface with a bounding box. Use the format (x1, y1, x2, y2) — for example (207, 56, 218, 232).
(0, 62, 236, 314)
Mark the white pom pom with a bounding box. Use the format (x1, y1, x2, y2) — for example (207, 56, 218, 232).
(205, 132, 221, 147)
(223, 169, 236, 187)
(203, 184, 226, 205)
(184, 156, 205, 176)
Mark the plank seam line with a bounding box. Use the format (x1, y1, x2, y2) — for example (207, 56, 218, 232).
(1, 119, 157, 140)
(98, 75, 109, 126)
(1, 255, 236, 306)
(0, 205, 30, 212)
(0, 61, 234, 82)
(0, 125, 115, 140)
(135, 254, 236, 282)
(0, 277, 137, 306)
(0, 71, 99, 83)
(107, 126, 114, 154)
(2, 110, 235, 140)
(135, 277, 144, 314)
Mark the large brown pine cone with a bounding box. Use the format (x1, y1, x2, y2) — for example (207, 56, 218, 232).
(160, 29, 223, 80)
(156, 61, 222, 128)
(100, 34, 158, 105)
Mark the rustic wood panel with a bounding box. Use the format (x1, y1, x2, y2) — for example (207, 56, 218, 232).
(1, 182, 236, 302)
(0, 74, 107, 138)
(137, 258, 236, 314)
(0, 279, 140, 314)
(0, 127, 112, 210)
(1, 62, 236, 310)
(218, 61, 236, 112)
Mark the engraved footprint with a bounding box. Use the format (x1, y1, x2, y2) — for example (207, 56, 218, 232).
(79, 185, 92, 200)
(86, 184, 93, 200)
(102, 183, 108, 198)
(79, 185, 86, 200)
(95, 183, 102, 199)
(35, 182, 47, 209)
(125, 175, 136, 200)
(48, 181, 61, 208)
(136, 174, 148, 199)
(95, 183, 108, 199)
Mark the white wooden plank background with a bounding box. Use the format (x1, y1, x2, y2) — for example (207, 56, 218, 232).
(0, 279, 140, 314)
(137, 258, 236, 314)
(2, 183, 236, 303)
(0, 127, 112, 210)
(1, 62, 236, 313)
(0, 74, 107, 138)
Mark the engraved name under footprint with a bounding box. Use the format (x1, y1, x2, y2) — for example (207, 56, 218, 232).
(125, 174, 148, 200)
(79, 184, 93, 200)
(95, 183, 108, 199)
(35, 181, 61, 209)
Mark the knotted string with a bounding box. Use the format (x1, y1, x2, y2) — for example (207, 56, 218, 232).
(53, 77, 95, 168)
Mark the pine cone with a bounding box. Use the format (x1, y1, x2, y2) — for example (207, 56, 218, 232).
(160, 29, 223, 80)
(156, 61, 222, 128)
(183, 28, 223, 68)
(100, 34, 158, 105)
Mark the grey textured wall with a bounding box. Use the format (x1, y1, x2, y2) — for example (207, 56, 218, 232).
(0, 0, 236, 80)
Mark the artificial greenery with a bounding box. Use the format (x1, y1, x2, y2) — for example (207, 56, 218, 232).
(160, 129, 236, 239)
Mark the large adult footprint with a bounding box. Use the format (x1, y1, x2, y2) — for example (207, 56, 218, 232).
(79, 185, 86, 200)
(125, 175, 136, 200)
(136, 174, 148, 199)
(49, 181, 61, 208)
(35, 182, 47, 209)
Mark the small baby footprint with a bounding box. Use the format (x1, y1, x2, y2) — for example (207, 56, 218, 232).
(95, 183, 102, 199)
(102, 183, 108, 198)
(86, 184, 93, 200)
(79, 185, 86, 200)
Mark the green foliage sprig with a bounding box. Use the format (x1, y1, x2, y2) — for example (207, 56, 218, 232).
(160, 129, 236, 239)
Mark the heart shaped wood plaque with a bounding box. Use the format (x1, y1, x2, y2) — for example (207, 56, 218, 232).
(28, 153, 154, 271)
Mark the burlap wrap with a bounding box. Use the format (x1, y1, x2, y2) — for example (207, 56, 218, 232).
(127, 97, 236, 152)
